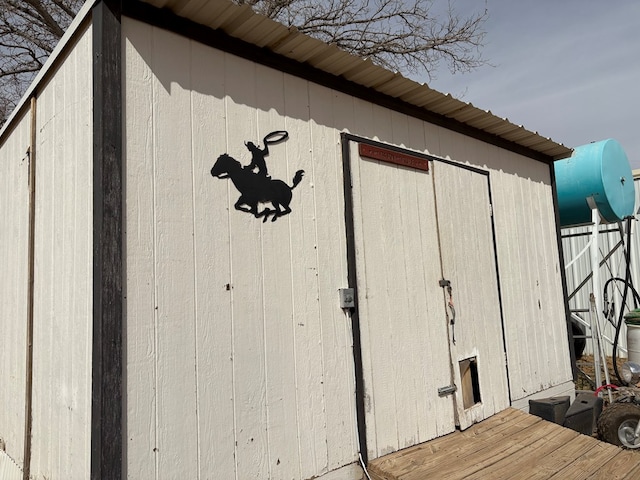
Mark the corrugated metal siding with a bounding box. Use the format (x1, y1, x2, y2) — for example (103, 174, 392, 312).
(137, 0, 572, 160)
(0, 108, 30, 469)
(562, 177, 640, 357)
(28, 25, 94, 480)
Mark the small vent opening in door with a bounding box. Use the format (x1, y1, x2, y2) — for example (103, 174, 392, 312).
(459, 357, 481, 409)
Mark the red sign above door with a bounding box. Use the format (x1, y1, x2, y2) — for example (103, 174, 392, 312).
(358, 143, 429, 172)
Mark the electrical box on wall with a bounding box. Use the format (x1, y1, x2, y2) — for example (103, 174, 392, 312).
(339, 288, 355, 309)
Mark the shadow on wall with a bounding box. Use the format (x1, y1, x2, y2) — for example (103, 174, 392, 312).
(124, 21, 555, 184)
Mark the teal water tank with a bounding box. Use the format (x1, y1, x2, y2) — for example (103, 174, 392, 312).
(554, 139, 635, 227)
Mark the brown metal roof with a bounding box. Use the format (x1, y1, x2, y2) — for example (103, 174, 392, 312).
(139, 0, 572, 160)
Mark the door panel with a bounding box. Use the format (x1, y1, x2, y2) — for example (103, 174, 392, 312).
(346, 139, 510, 460)
(348, 142, 456, 460)
(433, 162, 510, 429)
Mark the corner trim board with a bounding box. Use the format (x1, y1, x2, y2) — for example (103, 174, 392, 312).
(91, 1, 124, 479)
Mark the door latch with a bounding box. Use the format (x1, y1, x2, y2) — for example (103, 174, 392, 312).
(438, 384, 457, 397)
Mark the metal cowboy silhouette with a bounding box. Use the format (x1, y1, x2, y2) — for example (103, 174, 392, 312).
(244, 140, 269, 177)
(211, 131, 304, 222)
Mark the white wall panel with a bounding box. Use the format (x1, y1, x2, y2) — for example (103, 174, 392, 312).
(122, 19, 158, 480)
(482, 149, 572, 401)
(29, 25, 93, 480)
(434, 163, 510, 427)
(413, 128, 572, 402)
(0, 110, 30, 469)
(124, 18, 359, 480)
(151, 27, 200, 478)
(350, 143, 457, 460)
(190, 39, 236, 480)
(310, 86, 359, 473)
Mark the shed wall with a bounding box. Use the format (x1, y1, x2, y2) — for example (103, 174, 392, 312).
(383, 117, 573, 402)
(28, 25, 94, 480)
(344, 80, 572, 403)
(466, 148, 572, 401)
(123, 18, 359, 480)
(0, 110, 30, 469)
(123, 17, 572, 479)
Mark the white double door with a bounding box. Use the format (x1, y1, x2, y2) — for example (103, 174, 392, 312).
(348, 142, 510, 461)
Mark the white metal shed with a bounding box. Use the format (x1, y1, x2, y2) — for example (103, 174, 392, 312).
(0, 1, 576, 479)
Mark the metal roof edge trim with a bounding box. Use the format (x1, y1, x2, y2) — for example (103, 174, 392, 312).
(0, 0, 98, 141)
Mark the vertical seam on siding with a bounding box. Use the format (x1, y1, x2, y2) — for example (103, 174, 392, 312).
(187, 38, 202, 480)
(255, 79, 272, 479)
(223, 86, 240, 480)
(284, 76, 303, 480)
(150, 26, 159, 480)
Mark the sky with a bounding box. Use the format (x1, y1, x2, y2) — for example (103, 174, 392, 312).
(425, 0, 640, 169)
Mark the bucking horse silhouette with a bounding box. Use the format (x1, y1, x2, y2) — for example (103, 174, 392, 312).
(211, 153, 304, 222)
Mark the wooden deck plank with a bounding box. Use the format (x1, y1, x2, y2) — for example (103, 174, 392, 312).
(621, 459, 640, 479)
(465, 427, 579, 479)
(548, 442, 630, 479)
(368, 410, 529, 479)
(458, 420, 574, 480)
(584, 449, 640, 480)
(524, 433, 597, 480)
(373, 411, 555, 480)
(367, 410, 535, 479)
(368, 408, 640, 480)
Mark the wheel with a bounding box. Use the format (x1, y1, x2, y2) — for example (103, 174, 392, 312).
(571, 320, 586, 360)
(597, 402, 640, 448)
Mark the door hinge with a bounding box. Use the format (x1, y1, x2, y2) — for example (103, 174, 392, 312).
(438, 384, 457, 397)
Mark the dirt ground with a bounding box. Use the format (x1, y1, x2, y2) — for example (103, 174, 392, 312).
(575, 354, 625, 391)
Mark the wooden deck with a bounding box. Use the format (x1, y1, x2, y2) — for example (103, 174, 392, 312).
(367, 407, 640, 480)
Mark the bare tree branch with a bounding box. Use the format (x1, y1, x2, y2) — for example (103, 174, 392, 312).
(235, 0, 488, 79)
(0, 0, 488, 126)
(0, 0, 83, 124)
